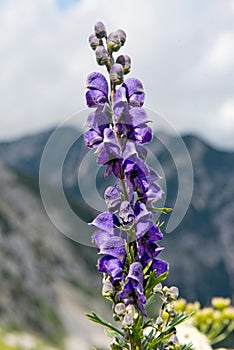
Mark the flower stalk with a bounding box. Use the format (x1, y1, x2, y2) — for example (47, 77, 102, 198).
(84, 21, 192, 350)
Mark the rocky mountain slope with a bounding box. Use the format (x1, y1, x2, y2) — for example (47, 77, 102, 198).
(0, 162, 111, 350)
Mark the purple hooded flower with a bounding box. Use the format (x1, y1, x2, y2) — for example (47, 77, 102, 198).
(104, 183, 122, 212)
(91, 212, 121, 236)
(150, 259, 168, 277)
(119, 262, 147, 315)
(99, 256, 124, 281)
(141, 168, 164, 204)
(119, 201, 135, 225)
(122, 78, 145, 107)
(97, 128, 123, 178)
(113, 87, 151, 144)
(86, 72, 109, 108)
(91, 212, 126, 282)
(124, 155, 150, 196)
(84, 105, 111, 148)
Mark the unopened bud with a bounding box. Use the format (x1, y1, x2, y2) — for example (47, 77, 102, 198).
(95, 46, 108, 65)
(169, 286, 179, 300)
(114, 303, 126, 315)
(169, 334, 179, 345)
(153, 283, 163, 293)
(126, 304, 138, 319)
(107, 32, 121, 52)
(88, 34, 100, 50)
(116, 55, 131, 74)
(116, 29, 126, 46)
(110, 63, 123, 85)
(122, 314, 133, 327)
(156, 316, 163, 326)
(94, 21, 107, 39)
(102, 280, 114, 297)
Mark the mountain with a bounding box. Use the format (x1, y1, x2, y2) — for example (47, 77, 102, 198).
(0, 161, 111, 349)
(0, 128, 234, 348)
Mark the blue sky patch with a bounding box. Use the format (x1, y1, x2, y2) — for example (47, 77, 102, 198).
(56, 0, 80, 11)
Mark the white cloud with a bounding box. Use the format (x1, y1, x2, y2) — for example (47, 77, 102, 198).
(218, 99, 234, 127)
(0, 0, 234, 150)
(204, 32, 234, 70)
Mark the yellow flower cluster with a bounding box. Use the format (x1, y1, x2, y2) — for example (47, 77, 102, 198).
(173, 297, 234, 346)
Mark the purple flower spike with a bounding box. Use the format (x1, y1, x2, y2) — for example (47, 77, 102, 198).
(86, 72, 109, 107)
(85, 23, 170, 330)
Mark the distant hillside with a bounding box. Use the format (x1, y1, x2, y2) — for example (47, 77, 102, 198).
(0, 128, 234, 348)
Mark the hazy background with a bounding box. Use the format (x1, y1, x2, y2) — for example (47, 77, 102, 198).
(1, 0, 234, 149)
(0, 1, 234, 349)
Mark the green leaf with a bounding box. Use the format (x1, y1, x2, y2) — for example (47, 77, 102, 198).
(145, 271, 168, 298)
(132, 316, 143, 343)
(85, 312, 124, 336)
(150, 207, 173, 214)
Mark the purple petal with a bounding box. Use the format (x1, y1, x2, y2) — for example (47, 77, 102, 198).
(128, 262, 143, 284)
(99, 236, 126, 260)
(119, 201, 134, 225)
(90, 212, 120, 234)
(84, 129, 103, 148)
(123, 78, 145, 107)
(112, 160, 123, 178)
(130, 126, 152, 144)
(104, 185, 122, 212)
(129, 107, 150, 126)
(145, 183, 164, 202)
(86, 72, 108, 96)
(147, 224, 163, 241)
(113, 87, 129, 120)
(92, 230, 112, 248)
(151, 259, 169, 276)
(135, 144, 148, 161)
(98, 256, 123, 281)
(85, 106, 111, 130)
(85, 89, 107, 108)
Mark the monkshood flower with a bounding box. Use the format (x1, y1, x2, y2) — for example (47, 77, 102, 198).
(85, 22, 191, 350)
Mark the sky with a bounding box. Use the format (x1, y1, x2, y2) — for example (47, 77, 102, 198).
(0, 0, 234, 150)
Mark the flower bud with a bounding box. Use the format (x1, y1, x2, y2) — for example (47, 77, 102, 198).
(155, 316, 163, 326)
(116, 29, 126, 46)
(126, 304, 138, 319)
(114, 303, 126, 315)
(95, 46, 108, 66)
(88, 34, 100, 50)
(122, 314, 133, 327)
(107, 32, 121, 52)
(102, 279, 114, 297)
(110, 63, 123, 85)
(169, 334, 179, 345)
(153, 283, 163, 293)
(169, 286, 179, 300)
(94, 21, 107, 39)
(116, 55, 131, 74)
